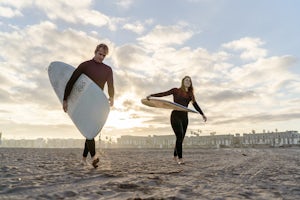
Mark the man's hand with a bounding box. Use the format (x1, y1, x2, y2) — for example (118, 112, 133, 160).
(109, 97, 114, 106)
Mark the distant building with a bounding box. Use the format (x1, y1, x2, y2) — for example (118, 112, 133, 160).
(117, 135, 155, 148)
(0, 138, 85, 148)
(116, 130, 300, 149)
(185, 134, 235, 148)
(1, 130, 299, 149)
(117, 134, 237, 148)
(243, 130, 300, 147)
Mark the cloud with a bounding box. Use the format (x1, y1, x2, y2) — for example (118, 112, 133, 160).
(122, 18, 153, 34)
(0, 0, 121, 30)
(113, 44, 151, 70)
(0, 21, 102, 70)
(208, 89, 256, 102)
(123, 22, 145, 34)
(115, 0, 135, 9)
(0, 72, 12, 87)
(222, 37, 267, 60)
(0, 0, 33, 9)
(0, 88, 13, 103)
(138, 24, 194, 49)
(35, 0, 111, 28)
(0, 0, 33, 18)
(213, 112, 300, 126)
(228, 55, 297, 91)
(0, 6, 23, 18)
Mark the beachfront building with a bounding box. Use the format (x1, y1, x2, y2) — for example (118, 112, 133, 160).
(117, 134, 236, 148)
(115, 130, 300, 148)
(117, 135, 154, 148)
(0, 138, 84, 148)
(0, 138, 46, 148)
(183, 134, 235, 148)
(117, 135, 176, 148)
(1, 131, 299, 149)
(45, 138, 84, 148)
(153, 135, 175, 148)
(243, 130, 300, 147)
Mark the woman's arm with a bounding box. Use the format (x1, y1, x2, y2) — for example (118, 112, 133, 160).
(191, 93, 207, 122)
(193, 101, 207, 122)
(147, 88, 175, 99)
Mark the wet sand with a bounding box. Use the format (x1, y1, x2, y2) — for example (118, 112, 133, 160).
(0, 147, 299, 199)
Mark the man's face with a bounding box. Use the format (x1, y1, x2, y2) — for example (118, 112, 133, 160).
(94, 48, 107, 62)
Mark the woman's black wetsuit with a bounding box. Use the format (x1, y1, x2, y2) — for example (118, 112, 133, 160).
(150, 88, 204, 159)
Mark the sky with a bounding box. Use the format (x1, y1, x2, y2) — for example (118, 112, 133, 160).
(0, 0, 300, 140)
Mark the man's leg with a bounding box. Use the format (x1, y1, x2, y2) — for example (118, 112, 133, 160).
(86, 139, 99, 168)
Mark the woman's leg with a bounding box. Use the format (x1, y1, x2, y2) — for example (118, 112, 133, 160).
(182, 115, 189, 142)
(178, 115, 188, 163)
(171, 111, 184, 159)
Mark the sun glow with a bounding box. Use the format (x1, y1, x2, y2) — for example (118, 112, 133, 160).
(105, 110, 144, 129)
(105, 93, 147, 130)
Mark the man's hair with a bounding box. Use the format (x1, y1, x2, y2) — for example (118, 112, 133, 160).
(94, 43, 109, 55)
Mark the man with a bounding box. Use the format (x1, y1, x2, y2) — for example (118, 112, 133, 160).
(63, 43, 114, 168)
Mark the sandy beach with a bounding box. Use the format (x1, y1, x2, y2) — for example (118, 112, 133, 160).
(0, 147, 299, 200)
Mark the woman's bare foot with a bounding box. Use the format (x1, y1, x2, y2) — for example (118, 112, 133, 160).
(177, 158, 185, 165)
(173, 156, 178, 162)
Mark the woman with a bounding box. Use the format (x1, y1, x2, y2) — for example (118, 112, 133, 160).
(147, 76, 207, 164)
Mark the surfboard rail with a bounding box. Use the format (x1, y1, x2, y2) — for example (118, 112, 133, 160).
(141, 98, 198, 113)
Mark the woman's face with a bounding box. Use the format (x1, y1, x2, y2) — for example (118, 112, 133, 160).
(183, 77, 191, 88)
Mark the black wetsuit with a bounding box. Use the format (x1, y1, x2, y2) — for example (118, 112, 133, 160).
(64, 59, 114, 158)
(150, 88, 204, 159)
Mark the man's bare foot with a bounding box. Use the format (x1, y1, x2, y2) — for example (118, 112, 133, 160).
(92, 158, 99, 168)
(81, 158, 89, 166)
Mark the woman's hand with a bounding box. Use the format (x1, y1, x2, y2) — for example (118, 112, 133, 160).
(202, 115, 207, 122)
(63, 100, 68, 112)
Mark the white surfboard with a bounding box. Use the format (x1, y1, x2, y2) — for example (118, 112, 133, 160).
(141, 98, 198, 113)
(48, 61, 110, 139)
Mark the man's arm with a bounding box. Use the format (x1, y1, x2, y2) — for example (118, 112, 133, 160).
(107, 68, 114, 106)
(63, 67, 83, 112)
